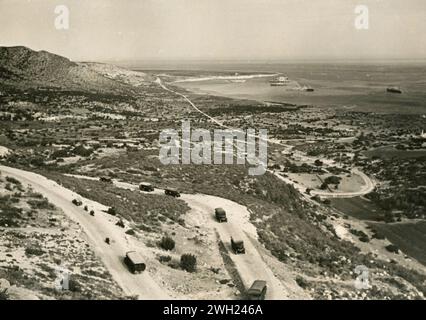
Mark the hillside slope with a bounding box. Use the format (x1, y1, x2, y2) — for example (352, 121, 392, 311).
(0, 46, 131, 93)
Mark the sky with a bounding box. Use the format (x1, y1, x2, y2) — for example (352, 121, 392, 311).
(0, 0, 425, 62)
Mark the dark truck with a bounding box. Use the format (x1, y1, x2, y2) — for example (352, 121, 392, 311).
(100, 176, 113, 183)
(139, 182, 154, 192)
(164, 188, 181, 197)
(231, 237, 245, 254)
(247, 280, 267, 300)
(215, 208, 227, 222)
(72, 199, 83, 206)
(124, 251, 146, 274)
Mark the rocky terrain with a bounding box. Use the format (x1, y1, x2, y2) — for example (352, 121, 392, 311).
(1, 46, 425, 300)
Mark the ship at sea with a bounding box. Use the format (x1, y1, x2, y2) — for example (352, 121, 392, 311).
(269, 76, 289, 86)
(300, 85, 314, 92)
(387, 86, 402, 94)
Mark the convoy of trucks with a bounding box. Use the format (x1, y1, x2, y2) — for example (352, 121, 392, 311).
(90, 178, 268, 298)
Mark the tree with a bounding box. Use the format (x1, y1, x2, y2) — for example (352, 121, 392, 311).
(385, 244, 399, 254)
(320, 182, 328, 190)
(107, 207, 117, 215)
(324, 175, 341, 185)
(159, 236, 175, 251)
(180, 254, 197, 272)
(314, 159, 323, 167)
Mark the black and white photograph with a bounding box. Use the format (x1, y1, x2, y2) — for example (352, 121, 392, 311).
(0, 0, 425, 305)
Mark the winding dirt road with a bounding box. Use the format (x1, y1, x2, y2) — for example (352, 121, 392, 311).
(0, 165, 170, 300)
(156, 78, 375, 199)
(309, 168, 375, 198)
(71, 174, 291, 299)
(2, 166, 293, 299)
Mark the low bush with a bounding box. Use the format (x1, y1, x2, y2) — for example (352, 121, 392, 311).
(159, 236, 175, 251)
(180, 254, 197, 272)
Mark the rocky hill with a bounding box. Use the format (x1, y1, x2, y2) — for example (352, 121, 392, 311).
(0, 46, 131, 94)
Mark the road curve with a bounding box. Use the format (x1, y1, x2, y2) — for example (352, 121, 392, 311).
(0, 165, 170, 300)
(57, 173, 292, 299)
(310, 168, 375, 198)
(156, 78, 375, 199)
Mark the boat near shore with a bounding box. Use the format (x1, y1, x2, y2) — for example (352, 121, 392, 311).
(269, 76, 289, 86)
(387, 87, 402, 94)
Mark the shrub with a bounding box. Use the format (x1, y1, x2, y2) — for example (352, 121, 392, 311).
(28, 199, 54, 210)
(6, 176, 22, 186)
(295, 276, 309, 289)
(324, 175, 341, 185)
(158, 255, 172, 263)
(180, 254, 197, 272)
(107, 207, 117, 215)
(25, 247, 45, 256)
(125, 229, 135, 235)
(0, 290, 9, 300)
(72, 145, 93, 157)
(385, 244, 399, 254)
(159, 236, 175, 251)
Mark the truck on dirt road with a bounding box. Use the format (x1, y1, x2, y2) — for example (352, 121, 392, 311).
(139, 182, 154, 192)
(164, 188, 181, 197)
(215, 208, 228, 222)
(124, 251, 146, 274)
(247, 280, 267, 300)
(100, 176, 113, 183)
(231, 237, 245, 254)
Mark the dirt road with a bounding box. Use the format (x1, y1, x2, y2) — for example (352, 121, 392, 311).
(0, 165, 170, 300)
(58, 173, 293, 299)
(156, 78, 375, 199)
(310, 169, 375, 198)
(182, 194, 290, 300)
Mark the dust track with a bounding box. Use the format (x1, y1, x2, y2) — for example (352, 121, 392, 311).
(67, 174, 291, 299)
(0, 165, 170, 300)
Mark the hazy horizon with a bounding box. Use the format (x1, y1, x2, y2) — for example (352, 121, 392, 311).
(1, 0, 425, 62)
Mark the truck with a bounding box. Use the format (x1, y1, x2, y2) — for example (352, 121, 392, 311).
(124, 251, 146, 274)
(246, 280, 267, 300)
(100, 176, 113, 183)
(215, 208, 228, 222)
(72, 199, 83, 206)
(139, 182, 154, 192)
(164, 188, 181, 197)
(231, 237, 245, 254)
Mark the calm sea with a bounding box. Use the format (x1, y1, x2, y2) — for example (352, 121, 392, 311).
(127, 61, 426, 114)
